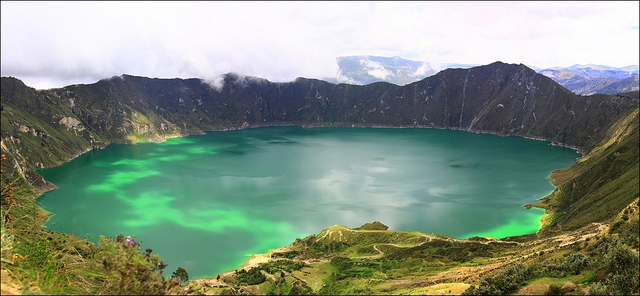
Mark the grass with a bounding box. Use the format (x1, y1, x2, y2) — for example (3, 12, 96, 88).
(1, 171, 104, 294)
(397, 283, 472, 295)
(292, 262, 335, 293)
(540, 107, 639, 233)
(518, 277, 581, 295)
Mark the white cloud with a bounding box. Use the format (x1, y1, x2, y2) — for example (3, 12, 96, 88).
(335, 70, 359, 85)
(413, 63, 433, 77)
(202, 76, 225, 92)
(2, 1, 638, 89)
(360, 60, 394, 79)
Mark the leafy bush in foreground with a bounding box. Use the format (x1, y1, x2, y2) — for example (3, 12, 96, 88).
(96, 234, 182, 295)
(534, 251, 592, 278)
(463, 263, 530, 295)
(604, 239, 639, 295)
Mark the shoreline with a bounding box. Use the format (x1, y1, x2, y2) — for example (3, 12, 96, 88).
(191, 245, 293, 285)
(34, 121, 584, 173)
(28, 122, 580, 279)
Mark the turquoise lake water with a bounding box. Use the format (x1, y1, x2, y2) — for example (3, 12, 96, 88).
(36, 126, 578, 278)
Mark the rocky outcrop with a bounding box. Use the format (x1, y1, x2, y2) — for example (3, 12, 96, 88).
(58, 116, 84, 131)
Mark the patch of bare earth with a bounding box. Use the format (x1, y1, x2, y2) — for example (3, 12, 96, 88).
(1, 269, 23, 295)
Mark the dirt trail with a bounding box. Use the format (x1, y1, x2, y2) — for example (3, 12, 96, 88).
(191, 222, 611, 293)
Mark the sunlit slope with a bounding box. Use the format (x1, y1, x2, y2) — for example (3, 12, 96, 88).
(540, 107, 639, 232)
(193, 208, 638, 295)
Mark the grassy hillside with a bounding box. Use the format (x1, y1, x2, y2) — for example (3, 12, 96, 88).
(540, 108, 639, 232)
(191, 213, 638, 295)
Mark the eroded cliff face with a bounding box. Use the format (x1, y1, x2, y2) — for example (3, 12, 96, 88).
(1, 62, 638, 230)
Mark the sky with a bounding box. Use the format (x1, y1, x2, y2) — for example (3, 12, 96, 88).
(2, 1, 639, 90)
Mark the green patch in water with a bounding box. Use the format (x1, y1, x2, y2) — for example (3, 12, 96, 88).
(461, 208, 545, 239)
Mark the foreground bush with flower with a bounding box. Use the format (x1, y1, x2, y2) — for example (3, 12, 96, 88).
(95, 234, 187, 295)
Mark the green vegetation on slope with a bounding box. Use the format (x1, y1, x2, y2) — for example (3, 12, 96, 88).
(194, 214, 638, 295)
(541, 108, 639, 232)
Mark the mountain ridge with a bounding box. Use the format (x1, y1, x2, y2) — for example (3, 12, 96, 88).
(332, 55, 639, 95)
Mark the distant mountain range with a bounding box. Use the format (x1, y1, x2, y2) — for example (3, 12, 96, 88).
(331, 55, 639, 95)
(536, 64, 639, 95)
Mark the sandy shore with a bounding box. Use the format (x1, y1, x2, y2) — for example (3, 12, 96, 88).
(191, 245, 293, 288)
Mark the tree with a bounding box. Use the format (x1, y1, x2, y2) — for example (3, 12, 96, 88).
(171, 267, 189, 284)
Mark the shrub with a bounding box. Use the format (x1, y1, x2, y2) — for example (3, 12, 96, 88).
(171, 267, 189, 284)
(565, 252, 592, 275)
(288, 279, 313, 295)
(586, 282, 610, 295)
(537, 252, 592, 277)
(271, 250, 299, 259)
(544, 284, 562, 295)
(329, 256, 377, 280)
(235, 267, 266, 285)
(605, 240, 639, 295)
(96, 234, 177, 295)
(463, 263, 530, 295)
(258, 259, 307, 274)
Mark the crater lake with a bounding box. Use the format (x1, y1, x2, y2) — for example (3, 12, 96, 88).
(36, 126, 579, 278)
